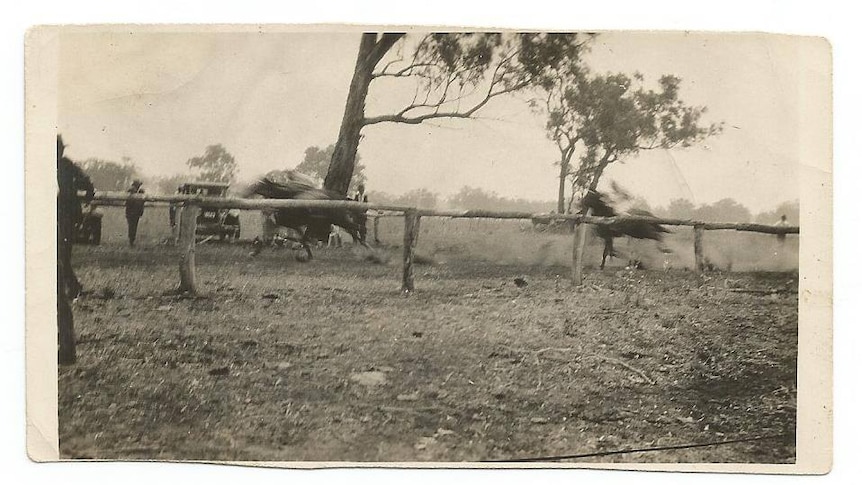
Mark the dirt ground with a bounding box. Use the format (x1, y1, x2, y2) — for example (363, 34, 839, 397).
(58, 234, 798, 464)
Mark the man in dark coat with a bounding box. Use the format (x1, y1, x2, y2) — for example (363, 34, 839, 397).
(125, 180, 146, 246)
(57, 135, 94, 297)
(353, 183, 368, 244)
(57, 135, 94, 364)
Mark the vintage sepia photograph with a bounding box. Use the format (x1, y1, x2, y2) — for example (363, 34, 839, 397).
(25, 25, 831, 471)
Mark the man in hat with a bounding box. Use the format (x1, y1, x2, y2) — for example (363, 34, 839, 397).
(125, 179, 146, 246)
(57, 135, 94, 295)
(353, 183, 369, 244)
(774, 214, 790, 243)
(57, 134, 94, 364)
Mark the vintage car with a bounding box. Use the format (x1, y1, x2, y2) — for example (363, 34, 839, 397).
(177, 182, 241, 241)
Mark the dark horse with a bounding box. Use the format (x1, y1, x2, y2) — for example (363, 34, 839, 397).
(244, 173, 369, 260)
(579, 186, 670, 270)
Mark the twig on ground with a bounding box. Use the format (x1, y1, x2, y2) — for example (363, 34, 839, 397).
(379, 405, 443, 414)
(588, 354, 657, 385)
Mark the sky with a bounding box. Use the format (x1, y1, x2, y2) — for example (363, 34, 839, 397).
(56, 29, 828, 213)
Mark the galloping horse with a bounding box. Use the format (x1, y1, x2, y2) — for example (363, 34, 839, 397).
(579, 184, 670, 269)
(243, 172, 369, 260)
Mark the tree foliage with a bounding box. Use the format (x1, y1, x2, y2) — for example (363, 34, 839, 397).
(536, 68, 722, 212)
(657, 197, 753, 223)
(295, 144, 366, 193)
(324, 33, 592, 196)
(186, 144, 237, 184)
(754, 200, 799, 225)
(692, 198, 752, 223)
(658, 198, 697, 220)
(152, 174, 188, 195)
(80, 157, 138, 191)
(447, 186, 555, 213)
(366, 33, 589, 125)
(392, 188, 440, 209)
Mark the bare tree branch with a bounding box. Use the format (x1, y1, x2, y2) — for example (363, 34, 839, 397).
(373, 61, 438, 79)
(363, 76, 529, 126)
(368, 33, 405, 66)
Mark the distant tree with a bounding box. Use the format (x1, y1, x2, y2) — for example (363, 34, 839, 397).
(296, 145, 367, 193)
(754, 200, 800, 225)
(392, 188, 440, 209)
(365, 190, 397, 206)
(446, 186, 554, 212)
(151, 174, 189, 195)
(535, 69, 722, 212)
(448, 186, 502, 211)
(80, 157, 138, 191)
(323, 33, 592, 196)
(659, 198, 698, 219)
(187, 144, 237, 184)
(693, 198, 752, 223)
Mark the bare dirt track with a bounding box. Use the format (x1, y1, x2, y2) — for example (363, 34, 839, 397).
(59, 238, 798, 464)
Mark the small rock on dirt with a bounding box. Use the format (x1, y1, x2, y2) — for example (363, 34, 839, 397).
(350, 371, 387, 387)
(396, 392, 420, 402)
(514, 277, 528, 288)
(414, 436, 437, 450)
(208, 366, 230, 377)
(156, 305, 172, 311)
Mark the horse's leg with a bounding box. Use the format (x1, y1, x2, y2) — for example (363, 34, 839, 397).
(251, 236, 265, 256)
(601, 238, 612, 269)
(299, 229, 314, 261)
(349, 227, 372, 250)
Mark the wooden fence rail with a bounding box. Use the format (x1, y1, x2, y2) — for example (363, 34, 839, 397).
(87, 192, 799, 292)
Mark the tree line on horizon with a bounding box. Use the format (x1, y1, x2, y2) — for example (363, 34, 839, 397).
(77, 141, 797, 227)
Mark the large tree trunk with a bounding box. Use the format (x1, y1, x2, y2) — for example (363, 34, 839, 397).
(588, 153, 614, 192)
(557, 143, 576, 213)
(567, 153, 612, 213)
(557, 158, 568, 214)
(324, 33, 402, 196)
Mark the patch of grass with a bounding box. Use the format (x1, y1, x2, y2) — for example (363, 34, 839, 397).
(62, 243, 798, 463)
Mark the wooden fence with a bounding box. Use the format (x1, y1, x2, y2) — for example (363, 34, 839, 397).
(90, 192, 799, 294)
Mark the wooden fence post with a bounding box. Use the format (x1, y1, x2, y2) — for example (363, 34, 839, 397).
(373, 215, 380, 245)
(402, 210, 421, 293)
(171, 205, 181, 244)
(178, 203, 200, 293)
(572, 209, 591, 285)
(693, 224, 705, 273)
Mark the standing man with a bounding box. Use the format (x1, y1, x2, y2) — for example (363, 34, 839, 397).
(57, 135, 94, 297)
(125, 180, 146, 246)
(57, 134, 94, 364)
(353, 183, 368, 244)
(775, 214, 790, 243)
